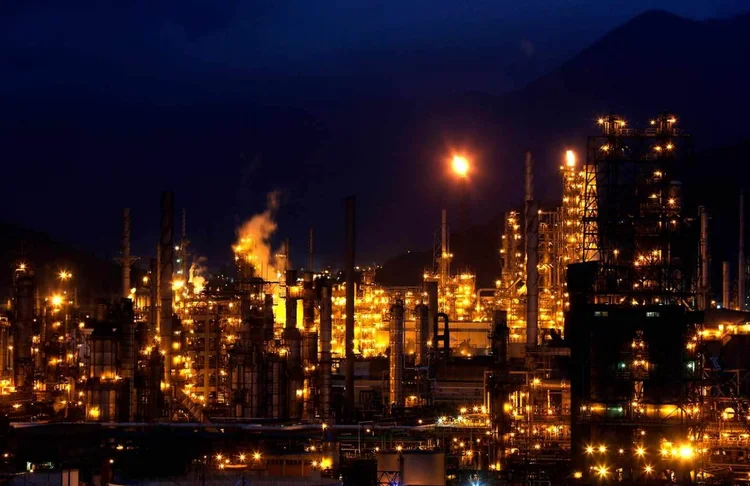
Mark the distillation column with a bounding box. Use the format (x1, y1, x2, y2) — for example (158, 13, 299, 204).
(525, 151, 539, 348)
(389, 300, 405, 408)
(159, 192, 175, 384)
(14, 275, 34, 389)
(739, 191, 745, 310)
(319, 279, 333, 421)
(117, 208, 137, 299)
(302, 271, 318, 421)
(699, 206, 710, 310)
(723, 261, 731, 309)
(120, 298, 136, 421)
(284, 270, 303, 420)
(344, 196, 356, 418)
(415, 303, 429, 366)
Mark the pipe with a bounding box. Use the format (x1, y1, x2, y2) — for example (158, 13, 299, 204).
(344, 196, 356, 419)
(389, 300, 405, 408)
(414, 304, 429, 366)
(319, 280, 333, 420)
(723, 261, 731, 309)
(699, 206, 709, 310)
(740, 191, 745, 310)
(160, 192, 175, 384)
(433, 312, 451, 360)
(524, 151, 539, 347)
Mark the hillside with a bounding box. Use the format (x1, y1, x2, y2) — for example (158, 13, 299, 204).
(0, 222, 132, 306)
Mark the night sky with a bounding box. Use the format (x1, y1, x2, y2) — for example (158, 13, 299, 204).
(1, 1, 747, 271)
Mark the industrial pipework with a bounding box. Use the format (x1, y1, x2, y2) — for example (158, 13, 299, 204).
(524, 151, 539, 347)
(389, 299, 405, 408)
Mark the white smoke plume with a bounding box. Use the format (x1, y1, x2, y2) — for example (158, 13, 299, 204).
(233, 190, 285, 280)
(189, 256, 208, 294)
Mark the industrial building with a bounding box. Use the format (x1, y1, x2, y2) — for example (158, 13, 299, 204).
(2, 114, 750, 485)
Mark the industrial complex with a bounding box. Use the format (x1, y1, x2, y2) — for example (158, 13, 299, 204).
(2, 114, 750, 485)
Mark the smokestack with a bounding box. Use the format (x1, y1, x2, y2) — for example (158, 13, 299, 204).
(723, 261, 731, 309)
(699, 206, 709, 309)
(740, 191, 745, 310)
(160, 192, 174, 383)
(302, 271, 317, 420)
(415, 303, 429, 366)
(319, 280, 333, 420)
(309, 227, 314, 271)
(180, 208, 190, 280)
(118, 208, 135, 298)
(344, 196, 356, 419)
(389, 300, 405, 408)
(524, 151, 539, 347)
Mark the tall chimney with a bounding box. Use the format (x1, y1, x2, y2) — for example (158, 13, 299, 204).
(119, 208, 134, 298)
(440, 209, 450, 294)
(723, 261, 731, 309)
(524, 151, 539, 347)
(344, 196, 356, 419)
(389, 300, 405, 408)
(120, 298, 136, 421)
(319, 280, 333, 420)
(309, 227, 314, 271)
(284, 269, 302, 420)
(160, 192, 174, 383)
(740, 191, 745, 310)
(699, 206, 709, 309)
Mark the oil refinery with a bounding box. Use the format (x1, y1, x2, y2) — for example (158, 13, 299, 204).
(3, 114, 750, 486)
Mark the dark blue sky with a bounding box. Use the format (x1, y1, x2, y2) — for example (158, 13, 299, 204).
(1, 1, 747, 271)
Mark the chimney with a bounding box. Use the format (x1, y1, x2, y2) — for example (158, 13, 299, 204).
(723, 261, 731, 309)
(159, 192, 174, 383)
(740, 191, 745, 310)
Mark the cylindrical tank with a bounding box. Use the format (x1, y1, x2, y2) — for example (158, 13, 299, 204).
(414, 304, 429, 366)
(389, 300, 405, 408)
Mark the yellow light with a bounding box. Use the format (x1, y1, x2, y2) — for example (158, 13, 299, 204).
(644, 465, 653, 474)
(565, 150, 576, 167)
(396, 445, 403, 452)
(598, 445, 607, 453)
(59, 271, 71, 280)
(253, 452, 261, 461)
(51, 295, 63, 307)
(586, 446, 594, 454)
(89, 407, 100, 419)
(678, 444, 694, 460)
(666, 143, 674, 150)
(597, 118, 604, 124)
(573, 471, 583, 479)
(451, 155, 470, 178)
(216, 454, 223, 461)
(636, 446, 646, 457)
(596, 466, 608, 478)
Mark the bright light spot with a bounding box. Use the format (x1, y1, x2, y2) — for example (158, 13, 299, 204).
(451, 155, 470, 178)
(51, 295, 63, 307)
(565, 150, 576, 167)
(586, 446, 594, 454)
(596, 466, 608, 478)
(678, 444, 694, 459)
(573, 471, 583, 479)
(598, 445, 607, 453)
(644, 465, 653, 474)
(636, 446, 646, 457)
(253, 452, 261, 461)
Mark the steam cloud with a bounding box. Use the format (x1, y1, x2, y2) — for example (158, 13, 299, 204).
(233, 190, 286, 280)
(189, 256, 208, 294)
